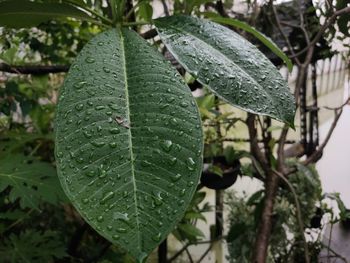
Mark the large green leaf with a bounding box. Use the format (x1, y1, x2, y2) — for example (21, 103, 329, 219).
(0, 0, 96, 28)
(54, 27, 203, 261)
(0, 154, 64, 210)
(155, 15, 295, 126)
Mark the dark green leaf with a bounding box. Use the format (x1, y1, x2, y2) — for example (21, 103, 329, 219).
(55, 27, 203, 261)
(0, 0, 96, 28)
(0, 154, 65, 210)
(138, 2, 153, 22)
(155, 15, 295, 126)
(227, 222, 246, 242)
(0, 230, 67, 262)
(178, 223, 205, 240)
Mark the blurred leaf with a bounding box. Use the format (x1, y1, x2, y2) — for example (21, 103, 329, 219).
(208, 164, 223, 177)
(0, 0, 97, 28)
(0, 46, 18, 64)
(227, 222, 246, 242)
(184, 211, 207, 222)
(0, 230, 66, 262)
(138, 1, 153, 21)
(0, 154, 65, 210)
(178, 223, 205, 240)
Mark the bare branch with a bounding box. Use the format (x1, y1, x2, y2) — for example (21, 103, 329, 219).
(0, 63, 69, 75)
(291, 6, 350, 59)
(303, 99, 349, 165)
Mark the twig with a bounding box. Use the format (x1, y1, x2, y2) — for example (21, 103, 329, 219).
(273, 170, 310, 263)
(271, 0, 301, 66)
(196, 243, 213, 263)
(185, 247, 194, 263)
(161, 0, 170, 16)
(141, 28, 157, 39)
(303, 99, 348, 165)
(247, 114, 268, 171)
(291, 6, 350, 59)
(0, 63, 69, 75)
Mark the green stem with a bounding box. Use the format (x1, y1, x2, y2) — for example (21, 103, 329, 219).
(81, 6, 113, 25)
(110, 0, 118, 24)
(125, 0, 146, 21)
(117, 0, 126, 22)
(122, 20, 151, 26)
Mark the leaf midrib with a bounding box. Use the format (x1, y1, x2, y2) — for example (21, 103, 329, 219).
(118, 27, 142, 252)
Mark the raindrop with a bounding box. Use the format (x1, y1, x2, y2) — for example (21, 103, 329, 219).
(152, 232, 161, 242)
(116, 228, 127, 233)
(85, 57, 95, 63)
(100, 191, 115, 204)
(171, 173, 182, 182)
(74, 81, 87, 90)
(160, 140, 173, 152)
(109, 128, 120, 134)
(186, 157, 196, 171)
(75, 103, 84, 111)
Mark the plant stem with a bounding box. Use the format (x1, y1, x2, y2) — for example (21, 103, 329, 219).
(110, 0, 118, 24)
(76, 4, 113, 25)
(117, 0, 126, 22)
(122, 20, 151, 26)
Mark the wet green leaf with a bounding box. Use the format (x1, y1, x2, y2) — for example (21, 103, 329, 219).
(155, 15, 295, 126)
(55, 27, 203, 261)
(0, 0, 96, 28)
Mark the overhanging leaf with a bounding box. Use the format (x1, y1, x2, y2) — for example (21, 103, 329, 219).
(155, 15, 295, 126)
(54, 27, 203, 261)
(0, 0, 96, 28)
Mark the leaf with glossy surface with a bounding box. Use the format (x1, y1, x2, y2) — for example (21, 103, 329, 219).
(0, 1, 96, 28)
(155, 15, 295, 125)
(54, 27, 203, 261)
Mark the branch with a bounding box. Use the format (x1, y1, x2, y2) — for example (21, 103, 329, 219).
(0, 63, 69, 75)
(271, 0, 301, 66)
(161, 0, 170, 16)
(141, 28, 157, 39)
(252, 169, 279, 263)
(247, 114, 268, 171)
(273, 170, 310, 263)
(291, 6, 350, 59)
(303, 98, 349, 165)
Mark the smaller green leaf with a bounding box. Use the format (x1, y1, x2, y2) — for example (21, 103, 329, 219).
(178, 223, 205, 239)
(208, 165, 223, 177)
(0, 0, 97, 28)
(203, 12, 293, 72)
(184, 211, 207, 222)
(0, 46, 18, 64)
(138, 2, 153, 21)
